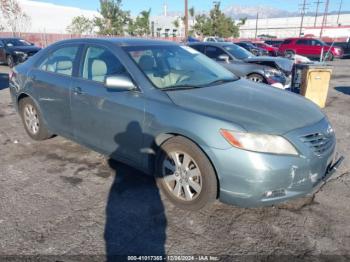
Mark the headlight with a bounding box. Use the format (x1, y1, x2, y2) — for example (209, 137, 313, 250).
(220, 129, 298, 155)
(264, 68, 282, 77)
(14, 51, 27, 56)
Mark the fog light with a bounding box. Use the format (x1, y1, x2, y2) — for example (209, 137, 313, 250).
(263, 189, 286, 198)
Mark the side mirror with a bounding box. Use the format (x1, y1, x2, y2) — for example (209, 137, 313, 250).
(30, 43, 35, 46)
(105, 75, 136, 91)
(217, 54, 230, 63)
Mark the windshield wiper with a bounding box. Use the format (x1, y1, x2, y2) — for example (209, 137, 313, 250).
(203, 78, 238, 87)
(162, 84, 203, 91)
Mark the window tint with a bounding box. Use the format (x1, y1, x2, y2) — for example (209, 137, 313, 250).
(39, 46, 79, 76)
(310, 39, 324, 46)
(82, 46, 127, 83)
(205, 46, 225, 59)
(282, 39, 292, 45)
(296, 39, 309, 45)
(190, 45, 205, 53)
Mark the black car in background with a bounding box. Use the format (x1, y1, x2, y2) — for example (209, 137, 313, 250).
(235, 42, 268, 56)
(189, 42, 293, 89)
(0, 38, 41, 67)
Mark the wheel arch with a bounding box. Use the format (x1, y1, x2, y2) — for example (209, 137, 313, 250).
(247, 72, 268, 84)
(154, 132, 221, 199)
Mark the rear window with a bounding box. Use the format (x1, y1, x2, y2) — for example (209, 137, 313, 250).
(282, 39, 292, 45)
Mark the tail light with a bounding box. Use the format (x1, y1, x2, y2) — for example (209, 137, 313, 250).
(9, 70, 16, 81)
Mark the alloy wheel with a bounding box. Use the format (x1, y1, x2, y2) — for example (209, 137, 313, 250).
(23, 104, 40, 135)
(162, 151, 202, 201)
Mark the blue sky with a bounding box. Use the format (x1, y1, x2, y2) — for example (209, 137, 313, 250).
(33, 0, 350, 16)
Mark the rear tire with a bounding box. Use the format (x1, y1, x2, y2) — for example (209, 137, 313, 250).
(19, 97, 52, 141)
(7, 55, 14, 68)
(156, 136, 218, 210)
(323, 52, 334, 61)
(284, 50, 295, 59)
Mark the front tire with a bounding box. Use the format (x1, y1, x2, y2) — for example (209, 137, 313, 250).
(247, 73, 265, 83)
(19, 97, 52, 141)
(156, 136, 218, 210)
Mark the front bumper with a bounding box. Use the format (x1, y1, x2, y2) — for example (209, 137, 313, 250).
(204, 119, 343, 208)
(266, 74, 291, 89)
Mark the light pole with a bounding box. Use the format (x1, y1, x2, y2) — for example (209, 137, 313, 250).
(184, 0, 188, 39)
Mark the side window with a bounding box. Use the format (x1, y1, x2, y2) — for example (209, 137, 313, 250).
(82, 46, 127, 83)
(190, 45, 205, 53)
(282, 39, 292, 45)
(205, 46, 225, 59)
(296, 39, 308, 45)
(0, 40, 4, 47)
(39, 46, 79, 76)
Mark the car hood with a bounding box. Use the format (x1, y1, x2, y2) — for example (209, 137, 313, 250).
(244, 56, 294, 73)
(7, 46, 41, 53)
(166, 79, 324, 134)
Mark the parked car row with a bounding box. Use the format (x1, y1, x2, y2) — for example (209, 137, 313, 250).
(9, 38, 343, 210)
(200, 36, 346, 61)
(189, 42, 292, 89)
(0, 37, 41, 67)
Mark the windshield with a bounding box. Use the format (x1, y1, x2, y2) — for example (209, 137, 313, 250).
(224, 44, 254, 60)
(123, 45, 238, 89)
(4, 39, 31, 47)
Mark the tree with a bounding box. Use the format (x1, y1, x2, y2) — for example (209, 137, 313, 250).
(0, 0, 31, 35)
(94, 0, 130, 35)
(66, 15, 94, 35)
(134, 9, 151, 36)
(193, 3, 241, 38)
(172, 19, 180, 30)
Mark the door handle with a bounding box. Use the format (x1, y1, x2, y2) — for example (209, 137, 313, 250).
(72, 86, 83, 95)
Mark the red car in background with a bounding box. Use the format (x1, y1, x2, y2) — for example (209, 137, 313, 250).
(254, 42, 279, 56)
(278, 37, 343, 61)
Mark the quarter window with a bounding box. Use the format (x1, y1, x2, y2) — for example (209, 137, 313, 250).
(82, 46, 127, 83)
(39, 46, 79, 76)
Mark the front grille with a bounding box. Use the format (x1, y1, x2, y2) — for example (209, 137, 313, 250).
(300, 132, 334, 156)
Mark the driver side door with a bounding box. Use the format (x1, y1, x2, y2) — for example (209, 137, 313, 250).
(70, 44, 146, 166)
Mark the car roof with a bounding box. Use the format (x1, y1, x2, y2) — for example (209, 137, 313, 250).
(189, 42, 235, 47)
(51, 37, 179, 47)
(0, 37, 22, 40)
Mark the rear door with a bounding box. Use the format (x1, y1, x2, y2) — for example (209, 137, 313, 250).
(295, 39, 311, 56)
(29, 44, 81, 137)
(70, 44, 145, 166)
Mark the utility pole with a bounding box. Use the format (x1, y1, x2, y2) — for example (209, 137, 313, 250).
(337, 0, 343, 25)
(314, 0, 323, 27)
(184, 0, 188, 39)
(299, 0, 308, 37)
(320, 0, 329, 38)
(255, 12, 259, 39)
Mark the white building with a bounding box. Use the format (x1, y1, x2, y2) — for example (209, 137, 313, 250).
(0, 0, 99, 34)
(239, 13, 350, 39)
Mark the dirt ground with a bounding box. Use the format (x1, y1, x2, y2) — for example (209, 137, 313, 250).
(0, 60, 349, 261)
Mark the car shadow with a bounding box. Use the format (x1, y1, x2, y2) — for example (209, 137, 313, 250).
(335, 86, 350, 95)
(104, 122, 167, 260)
(0, 71, 8, 91)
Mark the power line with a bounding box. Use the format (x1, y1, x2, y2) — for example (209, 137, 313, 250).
(299, 0, 310, 36)
(337, 0, 343, 25)
(314, 0, 323, 27)
(320, 0, 329, 37)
